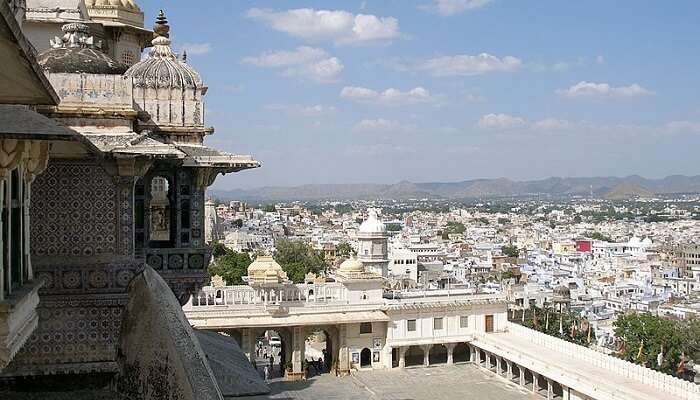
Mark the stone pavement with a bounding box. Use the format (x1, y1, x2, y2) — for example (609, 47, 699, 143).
(245, 364, 538, 400)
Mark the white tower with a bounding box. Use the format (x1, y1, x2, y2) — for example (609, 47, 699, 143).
(357, 209, 389, 277)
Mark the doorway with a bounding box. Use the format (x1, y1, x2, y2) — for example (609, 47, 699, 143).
(485, 315, 494, 333)
(360, 348, 372, 368)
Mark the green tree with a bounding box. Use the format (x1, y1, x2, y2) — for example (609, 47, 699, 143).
(232, 218, 243, 228)
(573, 215, 582, 224)
(614, 313, 683, 374)
(208, 250, 252, 285)
(210, 241, 229, 258)
(501, 244, 520, 258)
(336, 242, 354, 257)
(444, 221, 466, 234)
(274, 239, 327, 283)
(589, 231, 612, 242)
(385, 223, 402, 232)
(497, 217, 511, 225)
(262, 204, 277, 213)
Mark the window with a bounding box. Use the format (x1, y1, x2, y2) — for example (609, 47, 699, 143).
(149, 176, 171, 241)
(407, 319, 416, 332)
(460, 316, 469, 328)
(434, 317, 443, 330)
(360, 322, 372, 334)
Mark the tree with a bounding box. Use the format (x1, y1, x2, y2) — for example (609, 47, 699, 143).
(208, 248, 252, 285)
(497, 217, 511, 225)
(262, 204, 277, 213)
(336, 242, 354, 257)
(210, 241, 229, 258)
(501, 244, 520, 258)
(444, 221, 466, 234)
(274, 239, 327, 283)
(589, 231, 612, 242)
(573, 215, 582, 224)
(614, 313, 684, 374)
(385, 223, 402, 232)
(232, 218, 243, 228)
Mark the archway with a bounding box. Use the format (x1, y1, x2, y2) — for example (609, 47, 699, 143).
(254, 329, 288, 379)
(405, 345, 424, 367)
(305, 330, 332, 376)
(453, 343, 469, 363)
(360, 348, 372, 368)
(392, 348, 399, 368)
(511, 364, 522, 384)
(428, 344, 447, 365)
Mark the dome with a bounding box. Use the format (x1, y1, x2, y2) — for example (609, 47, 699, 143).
(554, 285, 571, 299)
(85, 0, 140, 11)
(37, 23, 128, 75)
(629, 236, 641, 245)
(247, 255, 288, 285)
(339, 257, 364, 273)
(359, 209, 386, 234)
(124, 11, 203, 89)
(642, 237, 653, 246)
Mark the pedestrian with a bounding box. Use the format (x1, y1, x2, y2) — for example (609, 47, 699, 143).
(264, 366, 269, 381)
(269, 355, 274, 370)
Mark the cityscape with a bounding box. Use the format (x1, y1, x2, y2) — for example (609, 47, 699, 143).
(1, 1, 700, 400)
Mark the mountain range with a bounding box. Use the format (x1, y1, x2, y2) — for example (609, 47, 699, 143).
(211, 175, 700, 202)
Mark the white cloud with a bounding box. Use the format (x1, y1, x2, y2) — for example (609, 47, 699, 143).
(178, 42, 212, 55)
(421, 0, 494, 16)
(477, 113, 527, 129)
(354, 118, 401, 131)
(558, 81, 654, 99)
(243, 46, 343, 83)
(416, 53, 521, 76)
(266, 104, 336, 117)
(340, 86, 438, 105)
(246, 8, 402, 46)
(478, 114, 575, 131)
(223, 84, 244, 93)
(665, 121, 700, 134)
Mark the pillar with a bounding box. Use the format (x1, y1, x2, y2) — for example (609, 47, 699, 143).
(547, 378, 553, 400)
(241, 328, 254, 362)
(385, 346, 393, 369)
(337, 324, 350, 374)
(422, 345, 430, 366)
(291, 326, 305, 374)
(474, 346, 481, 364)
(495, 357, 501, 375)
(519, 365, 524, 386)
(398, 347, 406, 368)
(532, 372, 539, 393)
(446, 343, 455, 365)
(562, 385, 570, 400)
(485, 352, 491, 369)
(506, 360, 513, 380)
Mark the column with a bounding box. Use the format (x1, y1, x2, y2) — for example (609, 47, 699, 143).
(241, 328, 254, 361)
(398, 347, 406, 368)
(506, 360, 513, 380)
(0, 178, 4, 302)
(562, 385, 570, 400)
(385, 346, 393, 369)
(422, 345, 431, 366)
(495, 357, 501, 375)
(519, 365, 524, 386)
(532, 372, 539, 394)
(474, 346, 481, 365)
(337, 324, 349, 374)
(468, 345, 476, 363)
(446, 344, 455, 365)
(485, 352, 491, 369)
(547, 379, 553, 400)
(292, 326, 305, 374)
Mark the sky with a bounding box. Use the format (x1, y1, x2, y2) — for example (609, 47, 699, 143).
(136, 0, 700, 189)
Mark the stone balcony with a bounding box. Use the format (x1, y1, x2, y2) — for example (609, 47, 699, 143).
(0, 279, 42, 370)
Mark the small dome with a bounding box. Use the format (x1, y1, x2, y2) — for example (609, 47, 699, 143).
(359, 209, 386, 234)
(248, 255, 282, 273)
(85, 0, 140, 11)
(124, 11, 203, 89)
(339, 257, 364, 273)
(37, 23, 127, 75)
(554, 285, 571, 298)
(642, 237, 653, 246)
(629, 236, 641, 245)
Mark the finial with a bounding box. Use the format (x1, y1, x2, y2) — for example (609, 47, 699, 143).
(51, 22, 96, 49)
(182, 50, 187, 62)
(153, 10, 170, 38)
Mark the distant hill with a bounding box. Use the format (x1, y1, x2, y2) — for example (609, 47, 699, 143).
(211, 175, 700, 202)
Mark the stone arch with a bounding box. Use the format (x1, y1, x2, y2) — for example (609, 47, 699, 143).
(360, 348, 372, 368)
(428, 344, 448, 365)
(405, 345, 424, 367)
(453, 343, 470, 363)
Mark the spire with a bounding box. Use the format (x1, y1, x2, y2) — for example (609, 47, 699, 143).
(149, 10, 176, 59)
(182, 50, 187, 63)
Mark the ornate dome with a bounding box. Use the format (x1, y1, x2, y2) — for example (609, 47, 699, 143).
(37, 23, 128, 75)
(554, 285, 571, 299)
(84, 0, 140, 11)
(339, 257, 364, 273)
(247, 255, 288, 285)
(359, 209, 386, 234)
(124, 11, 203, 89)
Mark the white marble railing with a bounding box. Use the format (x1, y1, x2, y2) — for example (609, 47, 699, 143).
(189, 283, 349, 307)
(506, 322, 700, 400)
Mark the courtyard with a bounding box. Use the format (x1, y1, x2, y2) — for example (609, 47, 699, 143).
(247, 364, 538, 400)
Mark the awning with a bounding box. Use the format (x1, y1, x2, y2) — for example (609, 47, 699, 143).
(188, 309, 389, 329)
(0, 105, 76, 140)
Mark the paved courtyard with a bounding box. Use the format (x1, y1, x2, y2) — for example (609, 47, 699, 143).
(246, 364, 538, 400)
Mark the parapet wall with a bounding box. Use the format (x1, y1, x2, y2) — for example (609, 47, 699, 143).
(506, 322, 700, 400)
(117, 266, 223, 400)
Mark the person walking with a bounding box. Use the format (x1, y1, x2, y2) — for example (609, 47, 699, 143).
(264, 366, 269, 382)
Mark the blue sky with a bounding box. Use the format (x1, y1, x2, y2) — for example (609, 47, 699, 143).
(137, 0, 700, 189)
